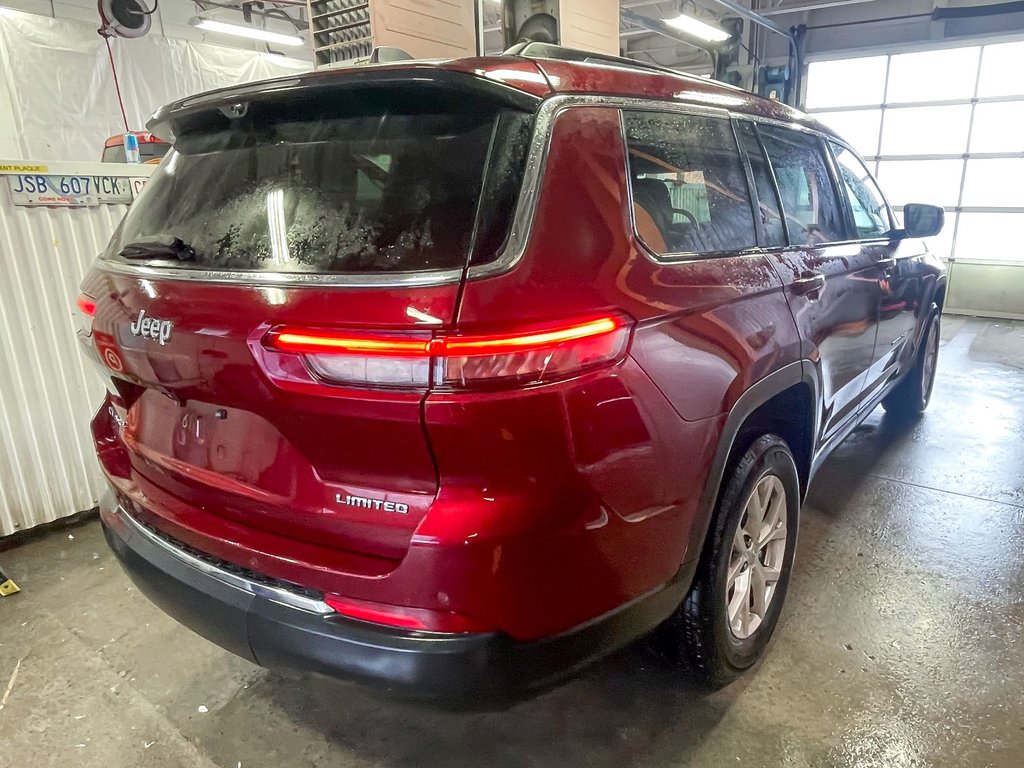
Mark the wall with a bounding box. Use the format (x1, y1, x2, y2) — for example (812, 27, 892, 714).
(0, 8, 311, 534)
(759, 0, 1024, 61)
(0, 161, 155, 536)
(0, 6, 311, 161)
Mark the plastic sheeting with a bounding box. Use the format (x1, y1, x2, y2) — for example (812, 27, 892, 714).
(0, 162, 156, 535)
(0, 12, 311, 162)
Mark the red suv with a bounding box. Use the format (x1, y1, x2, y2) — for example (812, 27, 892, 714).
(78, 45, 946, 701)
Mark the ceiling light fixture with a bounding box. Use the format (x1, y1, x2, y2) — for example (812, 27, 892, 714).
(662, 13, 731, 43)
(190, 17, 304, 47)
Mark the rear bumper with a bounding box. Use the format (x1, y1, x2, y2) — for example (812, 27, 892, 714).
(101, 499, 690, 703)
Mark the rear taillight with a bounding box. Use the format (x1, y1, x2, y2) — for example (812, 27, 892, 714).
(75, 293, 96, 338)
(262, 315, 631, 391)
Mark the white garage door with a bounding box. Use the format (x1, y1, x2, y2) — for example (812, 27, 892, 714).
(805, 40, 1024, 267)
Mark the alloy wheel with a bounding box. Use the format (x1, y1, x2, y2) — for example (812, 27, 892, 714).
(726, 474, 788, 640)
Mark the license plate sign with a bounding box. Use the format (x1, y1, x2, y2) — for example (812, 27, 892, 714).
(7, 174, 136, 206)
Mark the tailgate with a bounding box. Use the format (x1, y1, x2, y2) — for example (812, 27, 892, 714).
(80, 70, 538, 561)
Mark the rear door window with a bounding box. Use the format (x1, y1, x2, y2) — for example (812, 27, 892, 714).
(108, 91, 533, 274)
(735, 121, 787, 248)
(829, 141, 892, 238)
(623, 110, 757, 257)
(758, 126, 847, 246)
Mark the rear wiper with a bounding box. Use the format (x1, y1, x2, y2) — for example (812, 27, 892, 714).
(119, 236, 196, 262)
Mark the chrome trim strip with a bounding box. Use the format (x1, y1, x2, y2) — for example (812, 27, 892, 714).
(98, 94, 813, 289)
(115, 505, 333, 615)
(97, 259, 465, 289)
(466, 94, 732, 281)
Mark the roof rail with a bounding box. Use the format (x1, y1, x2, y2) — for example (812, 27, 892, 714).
(504, 41, 683, 79)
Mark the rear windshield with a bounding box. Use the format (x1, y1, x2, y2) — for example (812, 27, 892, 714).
(106, 92, 534, 274)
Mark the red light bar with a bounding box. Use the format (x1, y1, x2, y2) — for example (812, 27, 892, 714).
(267, 329, 432, 357)
(266, 316, 624, 358)
(324, 594, 491, 633)
(441, 316, 621, 356)
(262, 315, 631, 390)
(77, 294, 97, 317)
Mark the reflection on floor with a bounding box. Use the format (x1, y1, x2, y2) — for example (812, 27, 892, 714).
(1, 316, 1022, 768)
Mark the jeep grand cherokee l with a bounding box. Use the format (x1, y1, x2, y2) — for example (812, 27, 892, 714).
(77, 45, 946, 700)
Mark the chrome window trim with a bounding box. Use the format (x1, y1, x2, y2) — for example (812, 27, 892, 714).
(466, 95, 732, 280)
(618, 105, 774, 265)
(115, 504, 333, 615)
(96, 259, 466, 289)
(96, 93, 823, 287)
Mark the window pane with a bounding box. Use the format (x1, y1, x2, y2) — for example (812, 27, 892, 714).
(880, 105, 972, 156)
(830, 142, 891, 238)
(813, 110, 882, 157)
(927, 211, 956, 261)
(806, 56, 888, 109)
(961, 158, 1024, 208)
(114, 101, 531, 274)
(954, 212, 1024, 262)
(759, 126, 846, 245)
(970, 101, 1024, 153)
(623, 111, 756, 257)
(875, 159, 964, 208)
(736, 122, 787, 248)
(978, 42, 1024, 97)
(886, 47, 980, 103)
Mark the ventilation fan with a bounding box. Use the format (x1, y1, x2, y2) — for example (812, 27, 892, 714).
(515, 12, 558, 45)
(97, 0, 153, 39)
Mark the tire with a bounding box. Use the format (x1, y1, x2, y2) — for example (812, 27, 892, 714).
(882, 312, 940, 418)
(653, 434, 800, 688)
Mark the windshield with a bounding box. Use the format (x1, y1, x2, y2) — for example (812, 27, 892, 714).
(107, 101, 533, 274)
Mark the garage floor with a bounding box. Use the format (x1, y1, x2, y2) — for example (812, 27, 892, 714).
(1, 315, 1022, 768)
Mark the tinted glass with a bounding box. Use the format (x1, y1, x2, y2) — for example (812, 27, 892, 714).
(102, 145, 126, 163)
(759, 126, 846, 246)
(830, 142, 890, 238)
(110, 101, 531, 274)
(736, 122, 786, 248)
(140, 142, 170, 161)
(623, 111, 756, 256)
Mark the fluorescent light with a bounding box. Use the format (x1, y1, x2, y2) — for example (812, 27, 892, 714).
(663, 13, 731, 43)
(191, 17, 304, 47)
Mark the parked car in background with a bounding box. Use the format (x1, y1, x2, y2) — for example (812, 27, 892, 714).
(76, 44, 946, 702)
(101, 131, 170, 164)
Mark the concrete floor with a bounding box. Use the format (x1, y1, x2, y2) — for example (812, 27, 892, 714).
(1, 315, 1023, 768)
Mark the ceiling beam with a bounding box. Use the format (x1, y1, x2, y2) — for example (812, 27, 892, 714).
(758, 0, 885, 16)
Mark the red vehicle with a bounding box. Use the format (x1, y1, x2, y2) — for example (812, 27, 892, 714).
(77, 44, 946, 700)
(101, 131, 170, 164)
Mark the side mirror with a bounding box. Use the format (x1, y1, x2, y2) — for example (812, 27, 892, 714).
(900, 203, 945, 238)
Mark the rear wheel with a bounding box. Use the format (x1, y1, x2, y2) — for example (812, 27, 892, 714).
(654, 434, 800, 687)
(882, 312, 940, 418)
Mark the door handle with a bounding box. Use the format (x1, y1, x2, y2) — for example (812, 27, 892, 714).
(791, 273, 826, 297)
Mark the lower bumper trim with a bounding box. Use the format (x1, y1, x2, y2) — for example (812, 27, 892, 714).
(102, 500, 691, 703)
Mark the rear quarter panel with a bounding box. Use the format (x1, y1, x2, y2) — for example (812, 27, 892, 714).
(436, 104, 801, 635)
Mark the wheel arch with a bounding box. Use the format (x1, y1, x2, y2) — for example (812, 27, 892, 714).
(684, 361, 818, 568)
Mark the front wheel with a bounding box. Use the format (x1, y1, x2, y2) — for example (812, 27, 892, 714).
(883, 312, 940, 418)
(653, 434, 800, 688)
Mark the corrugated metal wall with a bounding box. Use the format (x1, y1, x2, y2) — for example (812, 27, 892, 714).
(0, 191, 129, 535)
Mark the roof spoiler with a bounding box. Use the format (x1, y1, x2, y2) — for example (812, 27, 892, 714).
(146, 67, 543, 144)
